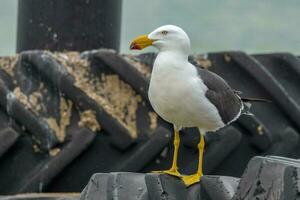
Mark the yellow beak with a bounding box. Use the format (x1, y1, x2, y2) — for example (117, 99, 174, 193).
(130, 34, 154, 50)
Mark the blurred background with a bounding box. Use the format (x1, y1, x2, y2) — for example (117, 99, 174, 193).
(1, 0, 300, 56)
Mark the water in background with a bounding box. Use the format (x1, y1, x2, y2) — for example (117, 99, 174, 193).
(121, 0, 300, 54)
(0, 0, 18, 56)
(1, 0, 299, 56)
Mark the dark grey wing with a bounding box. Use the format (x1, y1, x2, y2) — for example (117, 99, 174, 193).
(198, 68, 242, 124)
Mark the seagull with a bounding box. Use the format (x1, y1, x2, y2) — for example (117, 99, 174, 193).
(130, 25, 267, 186)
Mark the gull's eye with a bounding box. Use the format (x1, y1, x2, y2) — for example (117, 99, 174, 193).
(161, 30, 168, 35)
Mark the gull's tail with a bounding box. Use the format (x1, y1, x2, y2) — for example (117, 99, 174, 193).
(233, 90, 271, 115)
(239, 96, 271, 116)
(241, 97, 272, 103)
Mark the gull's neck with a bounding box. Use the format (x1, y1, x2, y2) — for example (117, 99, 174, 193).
(157, 49, 189, 62)
(153, 49, 197, 78)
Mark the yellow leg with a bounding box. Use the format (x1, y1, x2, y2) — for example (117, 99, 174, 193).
(152, 127, 181, 177)
(181, 131, 205, 186)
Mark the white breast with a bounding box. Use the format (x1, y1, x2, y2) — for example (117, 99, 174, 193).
(148, 52, 224, 132)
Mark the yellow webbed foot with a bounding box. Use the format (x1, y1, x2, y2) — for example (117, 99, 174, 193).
(181, 174, 203, 186)
(152, 168, 182, 178)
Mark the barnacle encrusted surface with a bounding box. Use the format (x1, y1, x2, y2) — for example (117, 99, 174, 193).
(0, 55, 19, 77)
(79, 110, 101, 132)
(54, 52, 141, 139)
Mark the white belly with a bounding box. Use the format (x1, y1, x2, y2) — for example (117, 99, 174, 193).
(148, 60, 224, 132)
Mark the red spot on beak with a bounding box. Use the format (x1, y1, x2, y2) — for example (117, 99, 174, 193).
(130, 42, 141, 50)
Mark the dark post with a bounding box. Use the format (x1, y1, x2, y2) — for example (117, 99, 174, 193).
(16, 0, 122, 52)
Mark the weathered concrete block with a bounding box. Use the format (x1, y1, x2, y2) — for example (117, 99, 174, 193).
(80, 172, 240, 200)
(145, 173, 187, 200)
(200, 176, 239, 200)
(80, 173, 148, 200)
(232, 156, 300, 200)
(81, 156, 300, 200)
